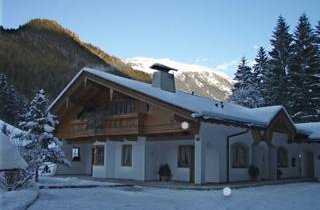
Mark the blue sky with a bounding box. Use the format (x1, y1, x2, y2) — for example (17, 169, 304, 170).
(2, 0, 320, 77)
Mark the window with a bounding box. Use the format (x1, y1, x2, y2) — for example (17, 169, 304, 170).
(93, 145, 104, 165)
(72, 147, 80, 161)
(178, 145, 192, 167)
(231, 143, 248, 168)
(106, 100, 135, 115)
(277, 147, 288, 168)
(121, 145, 132, 166)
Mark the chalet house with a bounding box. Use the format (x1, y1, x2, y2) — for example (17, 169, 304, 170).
(50, 65, 320, 184)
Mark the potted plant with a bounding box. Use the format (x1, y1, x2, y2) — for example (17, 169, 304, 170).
(277, 169, 282, 179)
(158, 164, 171, 181)
(248, 164, 259, 181)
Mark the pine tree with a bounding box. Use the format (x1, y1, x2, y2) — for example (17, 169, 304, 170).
(269, 16, 293, 106)
(313, 21, 320, 119)
(18, 89, 70, 182)
(252, 47, 272, 106)
(233, 57, 252, 90)
(231, 57, 264, 108)
(0, 73, 26, 125)
(288, 14, 320, 122)
(315, 21, 320, 45)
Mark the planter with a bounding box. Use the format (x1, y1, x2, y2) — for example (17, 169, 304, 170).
(248, 165, 259, 182)
(277, 169, 282, 180)
(160, 175, 169, 182)
(250, 176, 258, 182)
(158, 164, 171, 182)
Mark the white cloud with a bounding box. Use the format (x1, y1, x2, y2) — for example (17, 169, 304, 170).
(253, 45, 259, 50)
(194, 58, 208, 63)
(214, 59, 239, 71)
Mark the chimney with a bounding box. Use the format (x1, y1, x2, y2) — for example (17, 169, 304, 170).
(150, 63, 177, 93)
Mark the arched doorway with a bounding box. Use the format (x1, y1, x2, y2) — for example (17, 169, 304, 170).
(252, 141, 270, 180)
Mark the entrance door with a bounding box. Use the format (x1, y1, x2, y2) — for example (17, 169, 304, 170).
(91, 147, 95, 176)
(306, 151, 314, 177)
(189, 146, 195, 182)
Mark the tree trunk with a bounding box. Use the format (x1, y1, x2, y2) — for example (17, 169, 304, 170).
(35, 167, 39, 182)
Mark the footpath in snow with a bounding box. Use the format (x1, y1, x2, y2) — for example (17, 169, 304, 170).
(29, 181, 320, 210)
(0, 176, 121, 210)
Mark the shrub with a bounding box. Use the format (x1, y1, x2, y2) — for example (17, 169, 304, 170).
(248, 164, 259, 177)
(0, 169, 31, 191)
(158, 164, 171, 177)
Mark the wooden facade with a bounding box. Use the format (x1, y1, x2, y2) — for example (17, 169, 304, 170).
(53, 73, 199, 141)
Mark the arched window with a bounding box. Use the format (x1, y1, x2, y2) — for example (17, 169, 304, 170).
(231, 143, 248, 168)
(277, 147, 288, 168)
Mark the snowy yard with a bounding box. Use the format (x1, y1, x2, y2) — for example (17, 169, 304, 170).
(29, 182, 320, 210)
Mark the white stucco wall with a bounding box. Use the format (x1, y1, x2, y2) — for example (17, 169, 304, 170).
(272, 132, 300, 178)
(91, 137, 146, 180)
(57, 126, 319, 183)
(90, 137, 195, 181)
(113, 137, 146, 180)
(92, 141, 107, 178)
(199, 122, 252, 183)
(56, 141, 92, 175)
(271, 132, 320, 179)
(145, 139, 194, 182)
(199, 121, 320, 183)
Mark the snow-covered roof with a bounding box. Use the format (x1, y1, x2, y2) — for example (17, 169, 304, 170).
(0, 133, 28, 170)
(295, 122, 320, 141)
(50, 68, 286, 128)
(0, 119, 25, 146)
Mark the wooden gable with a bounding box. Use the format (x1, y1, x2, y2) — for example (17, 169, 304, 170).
(252, 109, 297, 143)
(53, 72, 199, 141)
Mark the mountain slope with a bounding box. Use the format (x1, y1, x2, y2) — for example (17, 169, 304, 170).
(0, 19, 150, 100)
(124, 57, 233, 100)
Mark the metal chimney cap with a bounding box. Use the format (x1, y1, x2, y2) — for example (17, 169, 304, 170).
(150, 63, 178, 72)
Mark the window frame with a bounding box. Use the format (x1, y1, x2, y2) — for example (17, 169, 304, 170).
(231, 143, 248, 168)
(93, 145, 105, 166)
(72, 147, 80, 161)
(277, 146, 288, 168)
(177, 145, 192, 168)
(121, 144, 132, 167)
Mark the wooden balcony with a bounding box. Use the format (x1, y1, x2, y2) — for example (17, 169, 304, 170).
(142, 123, 184, 135)
(66, 113, 143, 139)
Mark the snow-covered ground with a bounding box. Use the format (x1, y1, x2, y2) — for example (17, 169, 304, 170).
(29, 182, 320, 210)
(0, 184, 39, 210)
(38, 176, 121, 187)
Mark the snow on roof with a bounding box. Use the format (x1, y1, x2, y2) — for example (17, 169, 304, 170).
(0, 133, 28, 170)
(50, 68, 285, 128)
(0, 119, 24, 143)
(295, 122, 320, 141)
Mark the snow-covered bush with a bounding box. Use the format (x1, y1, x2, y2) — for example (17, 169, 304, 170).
(0, 169, 31, 191)
(0, 132, 30, 191)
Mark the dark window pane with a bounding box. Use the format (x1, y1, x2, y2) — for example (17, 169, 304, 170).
(232, 143, 248, 168)
(121, 145, 132, 166)
(94, 145, 104, 165)
(178, 145, 191, 167)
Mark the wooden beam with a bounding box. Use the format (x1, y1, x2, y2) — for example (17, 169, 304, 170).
(84, 77, 88, 89)
(66, 97, 70, 109)
(110, 88, 113, 101)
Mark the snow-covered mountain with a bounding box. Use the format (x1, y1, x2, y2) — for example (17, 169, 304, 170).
(124, 57, 234, 100)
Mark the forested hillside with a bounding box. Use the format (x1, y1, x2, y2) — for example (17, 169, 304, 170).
(0, 19, 151, 100)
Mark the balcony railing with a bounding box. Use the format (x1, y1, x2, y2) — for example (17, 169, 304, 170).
(68, 113, 143, 139)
